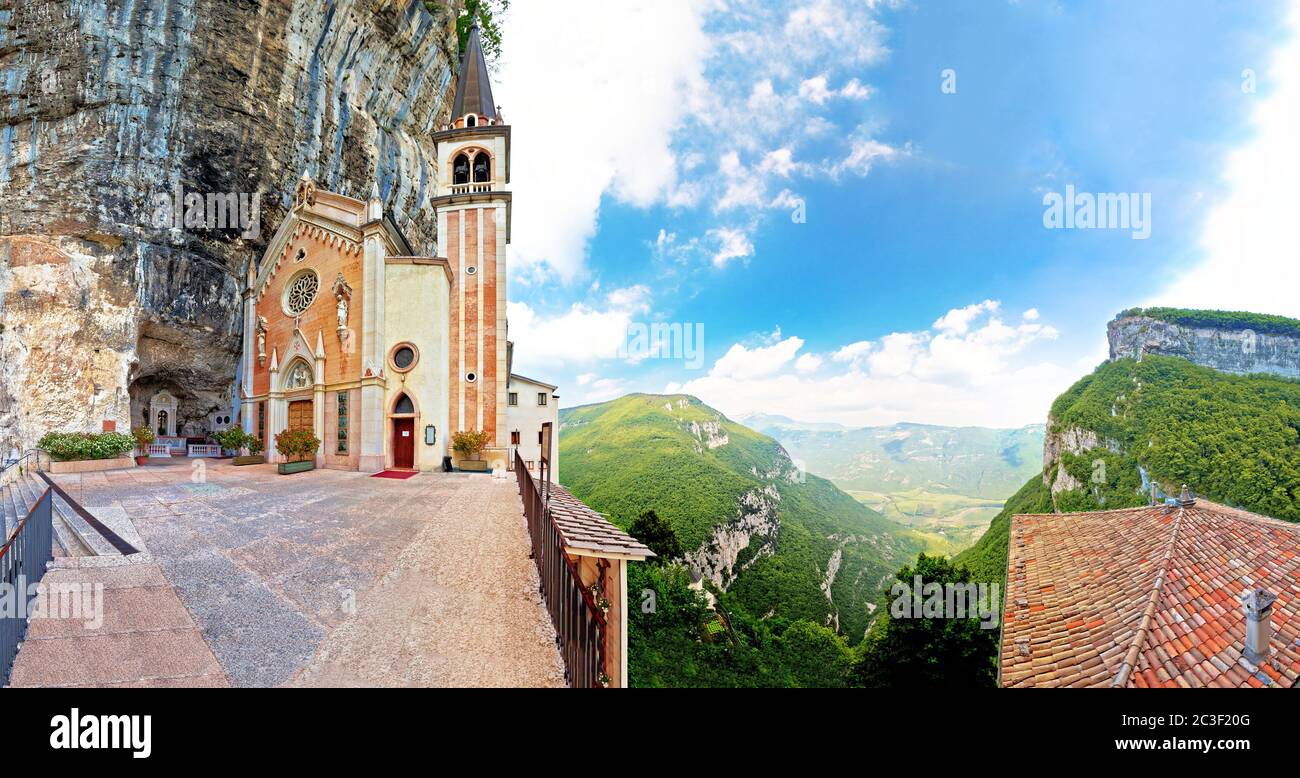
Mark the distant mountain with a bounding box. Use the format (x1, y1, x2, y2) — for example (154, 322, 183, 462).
(738, 413, 848, 432)
(559, 394, 923, 643)
(748, 419, 1046, 500)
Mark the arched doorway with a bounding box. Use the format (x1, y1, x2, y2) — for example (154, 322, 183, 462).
(391, 392, 416, 469)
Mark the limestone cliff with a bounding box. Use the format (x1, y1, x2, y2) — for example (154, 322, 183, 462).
(0, 0, 458, 451)
(1107, 312, 1300, 378)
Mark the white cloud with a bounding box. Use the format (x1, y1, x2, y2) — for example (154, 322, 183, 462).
(840, 78, 873, 99)
(708, 226, 755, 267)
(507, 283, 655, 373)
(498, 0, 906, 280)
(837, 134, 906, 177)
(1148, 1, 1300, 315)
(605, 284, 652, 314)
(711, 334, 805, 379)
(933, 299, 999, 334)
(795, 353, 823, 373)
(668, 301, 1068, 427)
(497, 1, 710, 280)
(798, 75, 834, 104)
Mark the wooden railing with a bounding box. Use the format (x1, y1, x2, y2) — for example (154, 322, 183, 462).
(515, 451, 607, 687)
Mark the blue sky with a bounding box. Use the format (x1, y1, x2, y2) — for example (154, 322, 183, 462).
(494, 0, 1298, 427)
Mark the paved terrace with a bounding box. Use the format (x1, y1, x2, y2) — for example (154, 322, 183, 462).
(7, 459, 565, 688)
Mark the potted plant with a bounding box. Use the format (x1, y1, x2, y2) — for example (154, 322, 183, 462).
(214, 427, 246, 459)
(275, 428, 320, 474)
(131, 426, 155, 465)
(451, 429, 491, 472)
(234, 434, 265, 466)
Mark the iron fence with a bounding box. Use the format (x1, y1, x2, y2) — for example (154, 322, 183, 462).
(515, 450, 606, 688)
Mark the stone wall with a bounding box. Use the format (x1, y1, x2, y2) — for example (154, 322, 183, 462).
(1108, 314, 1300, 379)
(0, 0, 458, 452)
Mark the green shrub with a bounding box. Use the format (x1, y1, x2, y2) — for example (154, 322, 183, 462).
(38, 431, 136, 461)
(214, 427, 247, 452)
(245, 436, 264, 456)
(274, 429, 320, 462)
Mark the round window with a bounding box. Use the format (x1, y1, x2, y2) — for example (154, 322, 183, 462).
(466, 372, 477, 383)
(284, 270, 320, 315)
(389, 343, 419, 372)
(466, 265, 477, 275)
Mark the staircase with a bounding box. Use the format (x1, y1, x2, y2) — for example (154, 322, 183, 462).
(1, 468, 118, 559)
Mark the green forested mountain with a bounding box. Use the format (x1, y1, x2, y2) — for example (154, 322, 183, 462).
(956, 353, 1300, 590)
(559, 394, 924, 686)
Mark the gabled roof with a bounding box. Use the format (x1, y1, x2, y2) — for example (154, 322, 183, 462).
(547, 485, 654, 561)
(1000, 499, 1300, 688)
(509, 373, 558, 392)
(451, 24, 496, 121)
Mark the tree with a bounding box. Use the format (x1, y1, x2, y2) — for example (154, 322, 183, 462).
(851, 554, 999, 688)
(424, 1, 508, 65)
(628, 509, 682, 561)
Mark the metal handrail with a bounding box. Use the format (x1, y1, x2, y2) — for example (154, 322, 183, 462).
(0, 449, 48, 491)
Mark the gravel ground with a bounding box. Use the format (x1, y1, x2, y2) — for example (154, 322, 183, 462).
(290, 475, 566, 687)
(47, 460, 565, 688)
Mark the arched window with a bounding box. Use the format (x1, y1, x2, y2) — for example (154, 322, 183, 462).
(473, 153, 490, 183)
(453, 153, 470, 185)
(466, 114, 477, 127)
(394, 393, 414, 414)
(156, 410, 168, 437)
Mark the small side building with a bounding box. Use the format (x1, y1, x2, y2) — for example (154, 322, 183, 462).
(506, 373, 559, 482)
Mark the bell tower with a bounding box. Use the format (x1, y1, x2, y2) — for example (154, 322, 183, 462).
(434, 23, 512, 456)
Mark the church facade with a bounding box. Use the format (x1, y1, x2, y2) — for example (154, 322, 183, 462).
(238, 26, 556, 474)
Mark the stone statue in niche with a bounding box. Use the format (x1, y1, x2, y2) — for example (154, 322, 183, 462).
(256, 316, 268, 366)
(331, 273, 352, 336)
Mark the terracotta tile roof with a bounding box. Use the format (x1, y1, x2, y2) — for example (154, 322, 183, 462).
(545, 484, 655, 560)
(1000, 499, 1300, 688)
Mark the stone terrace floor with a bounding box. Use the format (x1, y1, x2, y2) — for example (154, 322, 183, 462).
(7, 459, 565, 688)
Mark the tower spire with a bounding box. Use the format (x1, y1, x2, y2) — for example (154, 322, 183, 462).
(451, 22, 497, 124)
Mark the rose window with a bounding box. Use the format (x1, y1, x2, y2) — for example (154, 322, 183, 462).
(285, 270, 319, 315)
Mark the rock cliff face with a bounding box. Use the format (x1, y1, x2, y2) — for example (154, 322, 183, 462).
(682, 484, 782, 591)
(1108, 314, 1300, 378)
(0, 0, 458, 452)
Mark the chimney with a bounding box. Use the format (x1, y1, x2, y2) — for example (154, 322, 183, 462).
(1176, 484, 1196, 507)
(1239, 588, 1277, 665)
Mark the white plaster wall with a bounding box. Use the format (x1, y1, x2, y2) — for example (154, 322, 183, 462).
(505, 376, 559, 482)
(384, 264, 451, 471)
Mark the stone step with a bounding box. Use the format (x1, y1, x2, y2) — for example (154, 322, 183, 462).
(5, 564, 229, 688)
(13, 474, 97, 557)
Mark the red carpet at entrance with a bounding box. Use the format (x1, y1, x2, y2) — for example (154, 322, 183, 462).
(371, 470, 417, 480)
